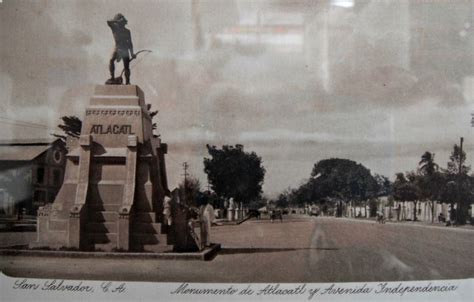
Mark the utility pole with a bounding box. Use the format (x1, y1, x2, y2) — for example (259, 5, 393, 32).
(459, 137, 464, 175)
(182, 162, 189, 204)
(206, 175, 211, 193)
(457, 137, 464, 224)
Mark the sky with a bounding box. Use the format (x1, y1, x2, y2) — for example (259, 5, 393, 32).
(1, 0, 473, 197)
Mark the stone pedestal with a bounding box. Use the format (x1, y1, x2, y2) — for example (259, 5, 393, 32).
(235, 208, 241, 220)
(33, 85, 178, 252)
(227, 208, 235, 221)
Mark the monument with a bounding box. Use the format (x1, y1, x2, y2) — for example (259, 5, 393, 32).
(33, 85, 198, 252)
(32, 14, 206, 253)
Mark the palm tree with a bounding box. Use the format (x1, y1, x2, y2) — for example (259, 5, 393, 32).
(418, 152, 440, 223)
(419, 152, 439, 176)
(52, 116, 82, 143)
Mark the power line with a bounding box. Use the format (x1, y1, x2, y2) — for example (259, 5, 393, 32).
(0, 116, 51, 128)
(0, 116, 52, 130)
(0, 119, 53, 131)
(0, 120, 52, 131)
(0, 120, 50, 130)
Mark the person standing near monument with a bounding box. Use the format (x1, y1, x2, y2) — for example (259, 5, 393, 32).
(107, 13, 136, 85)
(163, 196, 173, 227)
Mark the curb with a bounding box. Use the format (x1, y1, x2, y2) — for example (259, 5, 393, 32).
(340, 217, 474, 232)
(0, 243, 221, 261)
(214, 218, 248, 226)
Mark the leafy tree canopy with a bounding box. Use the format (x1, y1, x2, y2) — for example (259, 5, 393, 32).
(203, 144, 265, 205)
(447, 144, 470, 175)
(53, 116, 82, 142)
(308, 158, 379, 202)
(393, 172, 419, 202)
(178, 175, 201, 206)
(374, 173, 392, 197)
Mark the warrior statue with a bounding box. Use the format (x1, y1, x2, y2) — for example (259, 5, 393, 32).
(107, 13, 136, 85)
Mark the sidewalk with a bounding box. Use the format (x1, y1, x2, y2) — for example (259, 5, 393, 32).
(339, 216, 474, 232)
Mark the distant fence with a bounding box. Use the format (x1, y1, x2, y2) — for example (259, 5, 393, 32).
(346, 201, 474, 222)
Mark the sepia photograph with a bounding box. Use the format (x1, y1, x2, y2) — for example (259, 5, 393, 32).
(0, 0, 473, 300)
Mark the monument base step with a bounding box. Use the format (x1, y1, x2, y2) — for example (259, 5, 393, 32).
(131, 233, 168, 245)
(4, 244, 221, 260)
(88, 203, 121, 211)
(133, 212, 157, 223)
(92, 242, 118, 252)
(86, 232, 117, 244)
(131, 222, 165, 234)
(90, 211, 118, 222)
(130, 243, 174, 253)
(30, 229, 67, 249)
(85, 222, 117, 233)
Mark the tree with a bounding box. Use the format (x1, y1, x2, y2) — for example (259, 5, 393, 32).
(393, 172, 420, 221)
(444, 143, 472, 224)
(178, 176, 201, 206)
(203, 144, 265, 206)
(53, 116, 82, 142)
(286, 182, 312, 207)
(419, 152, 439, 176)
(417, 152, 443, 223)
(247, 196, 267, 210)
(447, 144, 470, 175)
(306, 158, 379, 217)
(374, 173, 392, 197)
(312, 159, 379, 200)
(275, 189, 291, 209)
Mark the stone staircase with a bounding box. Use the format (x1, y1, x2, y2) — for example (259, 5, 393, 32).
(84, 203, 173, 252)
(130, 211, 174, 253)
(85, 202, 120, 251)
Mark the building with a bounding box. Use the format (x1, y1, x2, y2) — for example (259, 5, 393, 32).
(0, 138, 67, 216)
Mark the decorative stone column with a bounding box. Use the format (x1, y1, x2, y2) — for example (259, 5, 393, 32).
(36, 204, 51, 243)
(118, 211, 130, 251)
(68, 135, 91, 249)
(117, 135, 137, 251)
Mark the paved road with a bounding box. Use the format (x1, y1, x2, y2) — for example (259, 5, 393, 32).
(1, 216, 473, 282)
